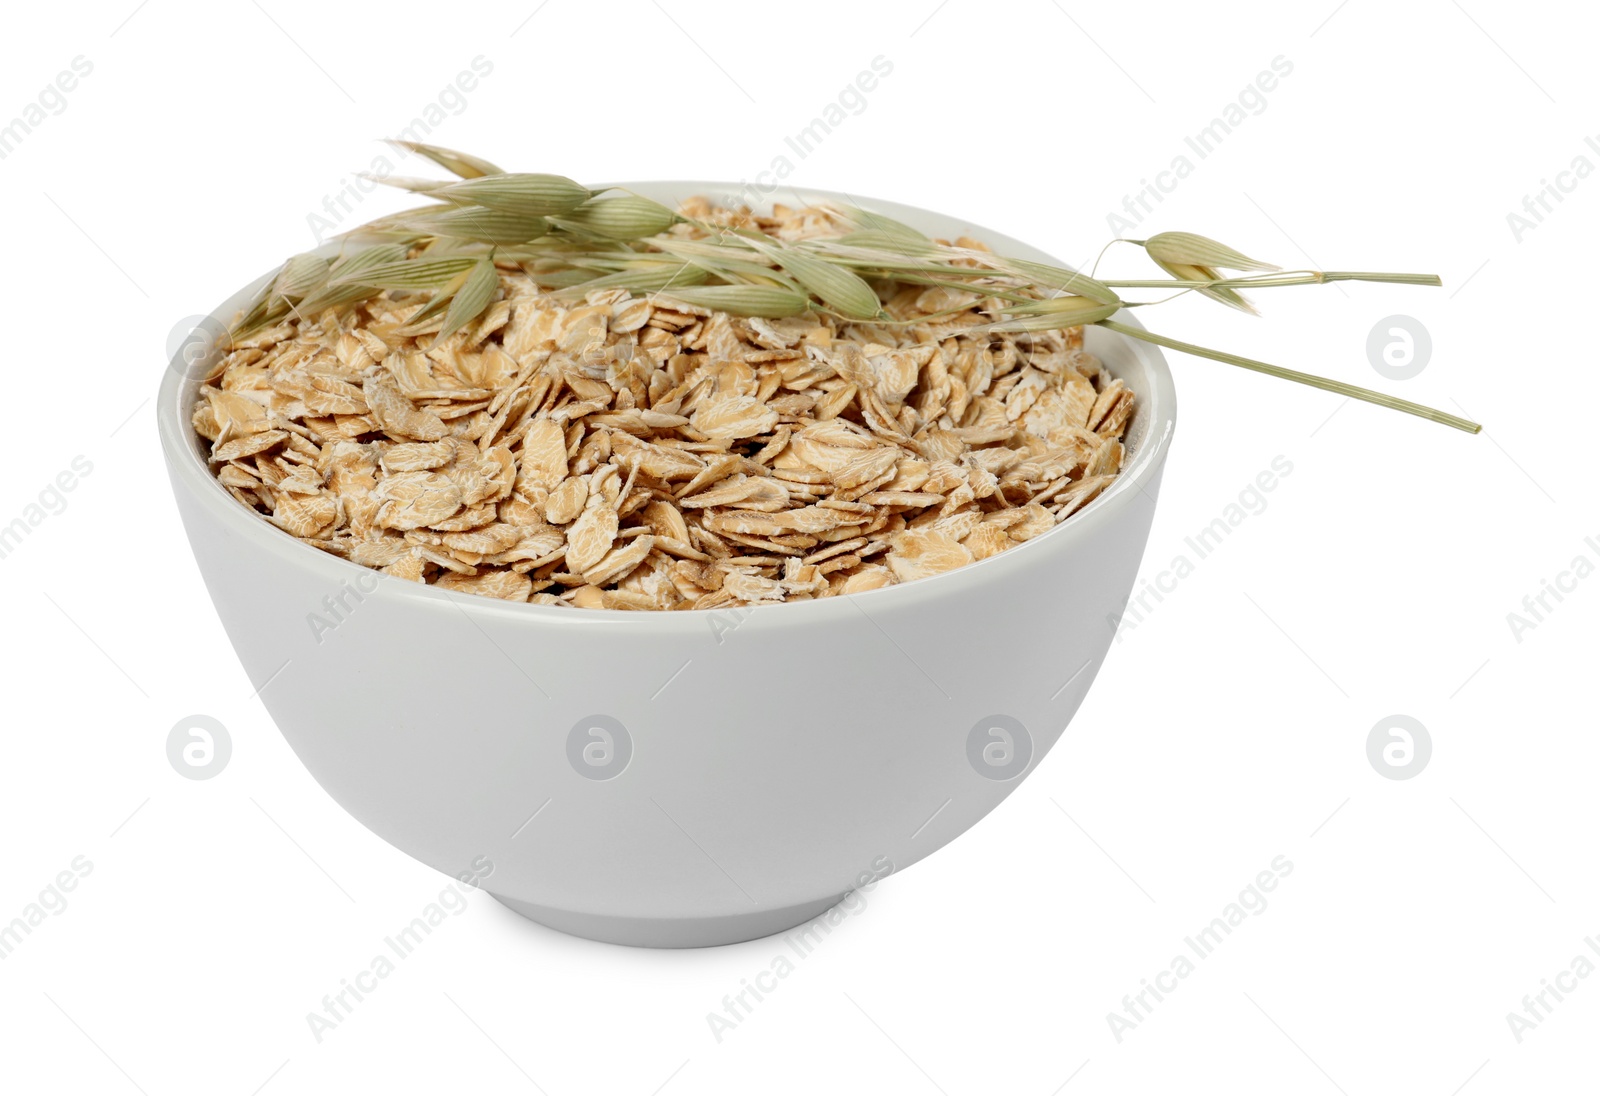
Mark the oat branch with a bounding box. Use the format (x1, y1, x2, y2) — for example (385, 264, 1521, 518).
(227, 141, 1475, 433)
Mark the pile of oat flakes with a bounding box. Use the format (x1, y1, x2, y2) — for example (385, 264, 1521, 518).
(195, 199, 1135, 609)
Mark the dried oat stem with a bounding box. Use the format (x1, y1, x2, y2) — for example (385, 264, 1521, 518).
(1098, 320, 1480, 433)
(1103, 271, 1443, 289)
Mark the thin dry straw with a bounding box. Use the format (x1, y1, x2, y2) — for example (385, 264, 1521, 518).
(1099, 320, 1480, 433)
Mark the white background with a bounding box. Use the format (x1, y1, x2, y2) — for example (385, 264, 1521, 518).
(2, 1, 1594, 1093)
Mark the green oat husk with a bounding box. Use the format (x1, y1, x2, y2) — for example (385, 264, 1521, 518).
(419, 172, 593, 217)
(551, 195, 680, 240)
(329, 255, 480, 290)
(972, 296, 1123, 333)
(553, 262, 711, 299)
(1141, 231, 1278, 273)
(739, 233, 883, 319)
(654, 284, 811, 317)
(388, 139, 504, 179)
(400, 205, 549, 244)
(430, 258, 500, 346)
(273, 253, 331, 298)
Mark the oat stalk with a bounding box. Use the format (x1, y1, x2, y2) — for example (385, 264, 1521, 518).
(229, 141, 1479, 434)
(1097, 321, 1478, 432)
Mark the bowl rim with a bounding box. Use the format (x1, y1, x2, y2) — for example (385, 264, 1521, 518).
(157, 181, 1176, 629)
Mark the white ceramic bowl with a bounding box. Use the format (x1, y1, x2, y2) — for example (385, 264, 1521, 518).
(159, 184, 1176, 947)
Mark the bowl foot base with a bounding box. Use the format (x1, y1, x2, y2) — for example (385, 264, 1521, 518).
(490, 891, 848, 948)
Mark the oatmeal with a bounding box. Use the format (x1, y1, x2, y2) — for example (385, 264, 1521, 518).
(195, 199, 1133, 609)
